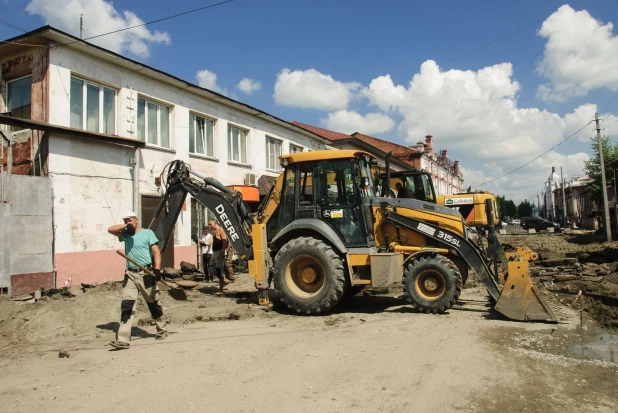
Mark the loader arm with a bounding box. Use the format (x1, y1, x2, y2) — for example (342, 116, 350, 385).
(150, 160, 254, 260)
(381, 205, 557, 322)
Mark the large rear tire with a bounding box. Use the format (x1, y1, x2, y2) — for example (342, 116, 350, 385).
(403, 255, 462, 314)
(272, 237, 346, 314)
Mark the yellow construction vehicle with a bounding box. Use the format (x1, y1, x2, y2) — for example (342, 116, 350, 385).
(372, 164, 501, 230)
(152, 150, 556, 321)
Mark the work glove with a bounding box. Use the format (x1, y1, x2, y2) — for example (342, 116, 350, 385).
(152, 269, 162, 281)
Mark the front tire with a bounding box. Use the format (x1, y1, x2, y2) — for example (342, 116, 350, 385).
(403, 255, 462, 314)
(272, 237, 346, 314)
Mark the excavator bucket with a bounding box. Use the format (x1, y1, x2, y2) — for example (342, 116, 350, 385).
(494, 260, 557, 322)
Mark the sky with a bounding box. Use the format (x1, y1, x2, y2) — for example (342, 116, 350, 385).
(2, 0, 618, 204)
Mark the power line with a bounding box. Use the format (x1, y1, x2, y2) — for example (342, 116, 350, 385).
(0, 18, 28, 33)
(471, 120, 593, 188)
(598, 92, 618, 113)
(52, 0, 234, 49)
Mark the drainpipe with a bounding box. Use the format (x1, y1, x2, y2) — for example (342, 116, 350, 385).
(133, 148, 141, 224)
(0, 131, 11, 203)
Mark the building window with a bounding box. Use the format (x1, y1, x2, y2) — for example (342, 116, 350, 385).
(290, 144, 303, 154)
(6, 76, 32, 131)
(266, 137, 282, 171)
(189, 114, 214, 157)
(7, 76, 32, 120)
(137, 98, 170, 148)
(70, 77, 115, 134)
(228, 125, 247, 163)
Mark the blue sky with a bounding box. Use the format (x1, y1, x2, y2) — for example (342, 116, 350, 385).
(2, 0, 618, 202)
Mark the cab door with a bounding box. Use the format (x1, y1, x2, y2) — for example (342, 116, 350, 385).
(316, 159, 367, 247)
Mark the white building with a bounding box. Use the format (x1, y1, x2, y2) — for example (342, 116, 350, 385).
(543, 166, 561, 221)
(0, 26, 329, 289)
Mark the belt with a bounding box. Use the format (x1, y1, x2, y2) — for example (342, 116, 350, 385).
(127, 264, 152, 271)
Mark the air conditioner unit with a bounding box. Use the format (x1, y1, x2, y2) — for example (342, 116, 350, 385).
(244, 173, 257, 186)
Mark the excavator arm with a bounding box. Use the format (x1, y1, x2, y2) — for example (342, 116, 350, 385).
(150, 160, 255, 260)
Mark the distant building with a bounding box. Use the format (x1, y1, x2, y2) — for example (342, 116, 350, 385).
(543, 167, 561, 221)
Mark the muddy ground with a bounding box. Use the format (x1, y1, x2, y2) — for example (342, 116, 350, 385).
(500, 228, 618, 329)
(0, 229, 617, 412)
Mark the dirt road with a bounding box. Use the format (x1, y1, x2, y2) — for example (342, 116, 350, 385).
(1, 274, 617, 413)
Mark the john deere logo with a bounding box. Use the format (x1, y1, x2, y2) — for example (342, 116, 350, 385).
(446, 199, 454, 205)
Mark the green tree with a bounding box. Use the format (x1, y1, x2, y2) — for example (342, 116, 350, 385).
(496, 195, 517, 219)
(505, 200, 517, 217)
(583, 135, 618, 209)
(517, 200, 533, 217)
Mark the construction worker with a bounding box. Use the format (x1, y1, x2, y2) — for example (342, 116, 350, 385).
(107, 211, 167, 349)
(209, 218, 229, 292)
(200, 226, 214, 282)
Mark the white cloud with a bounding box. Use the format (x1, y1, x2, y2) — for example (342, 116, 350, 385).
(322, 110, 394, 135)
(563, 104, 618, 142)
(536, 5, 618, 102)
(274, 68, 361, 111)
(196, 69, 227, 95)
(236, 78, 261, 95)
(358, 59, 604, 200)
(26, 0, 170, 58)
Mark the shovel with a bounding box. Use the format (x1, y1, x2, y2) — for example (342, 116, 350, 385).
(116, 250, 187, 301)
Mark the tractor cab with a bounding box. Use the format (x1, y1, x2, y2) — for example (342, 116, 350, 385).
(266, 151, 376, 248)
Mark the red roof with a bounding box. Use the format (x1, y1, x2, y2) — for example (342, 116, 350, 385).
(351, 132, 422, 159)
(292, 122, 424, 168)
(291, 121, 352, 141)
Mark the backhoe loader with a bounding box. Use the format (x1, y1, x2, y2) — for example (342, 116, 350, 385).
(151, 150, 556, 322)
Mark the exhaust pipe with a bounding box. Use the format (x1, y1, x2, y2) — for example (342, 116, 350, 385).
(385, 151, 392, 197)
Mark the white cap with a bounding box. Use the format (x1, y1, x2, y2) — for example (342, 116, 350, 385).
(122, 211, 138, 220)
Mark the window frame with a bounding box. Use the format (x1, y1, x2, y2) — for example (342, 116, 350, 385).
(289, 143, 303, 154)
(265, 136, 283, 171)
(189, 113, 215, 158)
(227, 124, 248, 164)
(70, 76, 116, 134)
(137, 97, 171, 148)
(5, 75, 33, 131)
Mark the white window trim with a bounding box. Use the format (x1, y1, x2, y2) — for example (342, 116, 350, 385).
(71, 76, 117, 134)
(138, 97, 172, 148)
(227, 123, 249, 165)
(266, 136, 283, 172)
(190, 113, 216, 158)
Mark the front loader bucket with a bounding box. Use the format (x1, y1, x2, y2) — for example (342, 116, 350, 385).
(494, 260, 557, 322)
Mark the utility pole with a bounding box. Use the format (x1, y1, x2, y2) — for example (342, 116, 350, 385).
(80, 14, 83, 39)
(537, 193, 541, 218)
(595, 112, 612, 242)
(561, 165, 567, 227)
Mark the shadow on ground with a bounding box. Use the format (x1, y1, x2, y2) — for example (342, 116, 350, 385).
(96, 322, 156, 338)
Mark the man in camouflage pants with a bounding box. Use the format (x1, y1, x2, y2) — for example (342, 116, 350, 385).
(107, 211, 167, 349)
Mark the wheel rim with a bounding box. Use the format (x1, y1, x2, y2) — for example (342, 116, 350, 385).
(415, 270, 446, 300)
(285, 255, 326, 297)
